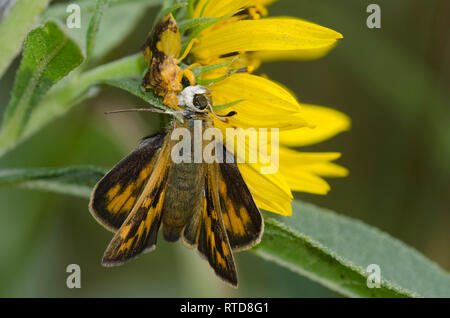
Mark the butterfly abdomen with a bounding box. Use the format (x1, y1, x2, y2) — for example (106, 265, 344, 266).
(162, 162, 205, 242)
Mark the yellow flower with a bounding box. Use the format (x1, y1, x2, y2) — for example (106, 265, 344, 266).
(209, 74, 350, 215)
(164, 1, 349, 215)
(190, 0, 343, 66)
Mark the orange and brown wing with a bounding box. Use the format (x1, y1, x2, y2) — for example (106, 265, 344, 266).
(89, 132, 166, 232)
(218, 145, 263, 251)
(184, 163, 238, 287)
(101, 136, 173, 266)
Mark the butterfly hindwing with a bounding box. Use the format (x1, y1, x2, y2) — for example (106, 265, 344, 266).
(101, 135, 173, 266)
(218, 145, 263, 250)
(89, 133, 166, 232)
(195, 163, 238, 287)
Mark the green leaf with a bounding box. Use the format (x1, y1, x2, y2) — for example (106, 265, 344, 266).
(0, 166, 106, 198)
(255, 201, 450, 298)
(0, 0, 51, 79)
(190, 59, 237, 86)
(0, 0, 161, 155)
(101, 77, 185, 122)
(101, 77, 166, 110)
(196, 75, 228, 86)
(195, 62, 242, 85)
(21, 54, 146, 149)
(191, 59, 233, 76)
(3, 165, 449, 298)
(180, 15, 223, 54)
(178, 17, 218, 34)
(0, 21, 84, 156)
(86, 0, 110, 61)
(187, 0, 195, 17)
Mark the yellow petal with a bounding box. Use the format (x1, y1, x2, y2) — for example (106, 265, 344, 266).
(279, 104, 351, 147)
(278, 147, 348, 194)
(303, 162, 349, 178)
(254, 0, 277, 6)
(252, 190, 293, 216)
(194, 0, 254, 18)
(214, 119, 293, 215)
(280, 148, 339, 164)
(238, 162, 293, 216)
(250, 42, 338, 62)
(279, 148, 349, 177)
(211, 73, 310, 130)
(192, 18, 343, 63)
(282, 170, 331, 195)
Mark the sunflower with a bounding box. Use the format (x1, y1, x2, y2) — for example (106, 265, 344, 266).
(156, 0, 350, 216)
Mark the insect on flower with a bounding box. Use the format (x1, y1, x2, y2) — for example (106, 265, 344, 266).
(89, 86, 263, 287)
(89, 0, 350, 287)
(141, 13, 197, 109)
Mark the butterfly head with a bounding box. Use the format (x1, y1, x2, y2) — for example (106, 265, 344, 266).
(177, 85, 236, 121)
(177, 85, 211, 113)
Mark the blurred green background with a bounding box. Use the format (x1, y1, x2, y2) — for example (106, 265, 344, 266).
(0, 0, 449, 297)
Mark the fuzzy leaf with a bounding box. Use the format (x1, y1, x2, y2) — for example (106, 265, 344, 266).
(101, 77, 166, 110)
(23, 54, 146, 146)
(101, 77, 185, 122)
(0, 166, 106, 198)
(256, 201, 450, 298)
(0, 0, 51, 79)
(0, 21, 84, 156)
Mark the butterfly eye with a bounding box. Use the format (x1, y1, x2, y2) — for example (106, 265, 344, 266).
(193, 94, 209, 110)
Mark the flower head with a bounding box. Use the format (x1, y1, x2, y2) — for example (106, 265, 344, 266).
(147, 0, 350, 215)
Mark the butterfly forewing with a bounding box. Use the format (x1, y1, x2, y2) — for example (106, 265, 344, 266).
(89, 132, 166, 232)
(101, 133, 173, 266)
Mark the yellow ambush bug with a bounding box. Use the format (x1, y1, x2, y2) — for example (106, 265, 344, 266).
(141, 13, 197, 109)
(89, 86, 263, 287)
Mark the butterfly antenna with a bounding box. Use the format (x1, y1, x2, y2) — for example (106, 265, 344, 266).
(104, 108, 179, 116)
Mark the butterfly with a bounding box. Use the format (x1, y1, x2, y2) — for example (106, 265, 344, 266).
(89, 85, 263, 287)
(141, 13, 196, 109)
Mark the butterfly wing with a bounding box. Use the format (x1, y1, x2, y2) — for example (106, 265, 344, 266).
(101, 134, 173, 266)
(218, 145, 263, 251)
(89, 133, 166, 232)
(184, 163, 238, 287)
(89, 132, 166, 232)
